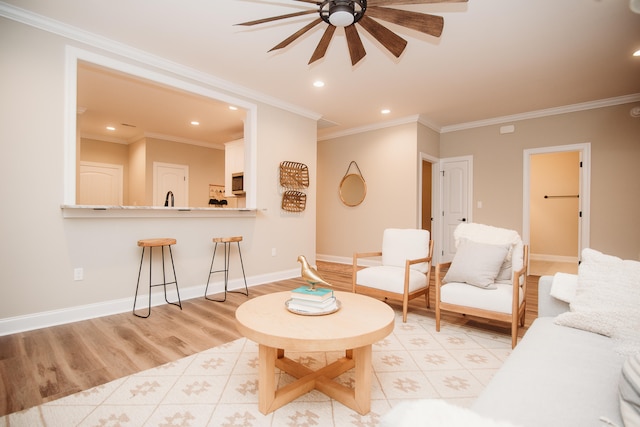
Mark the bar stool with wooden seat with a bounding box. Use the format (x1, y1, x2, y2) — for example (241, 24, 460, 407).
(133, 238, 182, 318)
(204, 236, 249, 302)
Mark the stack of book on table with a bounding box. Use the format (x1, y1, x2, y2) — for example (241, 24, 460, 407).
(287, 286, 337, 314)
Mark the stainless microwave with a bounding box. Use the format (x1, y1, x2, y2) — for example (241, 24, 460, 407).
(231, 172, 245, 195)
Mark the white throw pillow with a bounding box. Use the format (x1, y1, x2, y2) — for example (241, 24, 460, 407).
(620, 354, 640, 427)
(549, 272, 579, 303)
(554, 248, 640, 345)
(453, 223, 523, 285)
(443, 239, 509, 289)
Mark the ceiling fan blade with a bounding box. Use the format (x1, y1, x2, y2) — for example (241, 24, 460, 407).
(269, 18, 324, 51)
(367, 6, 444, 37)
(292, 0, 321, 3)
(309, 25, 336, 64)
(368, 0, 467, 5)
(344, 25, 367, 65)
(357, 15, 407, 58)
(235, 10, 316, 26)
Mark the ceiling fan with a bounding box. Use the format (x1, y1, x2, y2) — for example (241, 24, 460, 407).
(237, 0, 468, 66)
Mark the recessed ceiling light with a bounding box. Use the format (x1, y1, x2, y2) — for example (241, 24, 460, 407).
(313, 80, 325, 88)
(228, 105, 238, 111)
(106, 126, 116, 131)
(634, 49, 640, 57)
(381, 109, 391, 114)
(191, 121, 200, 126)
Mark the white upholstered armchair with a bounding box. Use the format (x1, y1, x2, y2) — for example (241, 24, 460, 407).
(352, 228, 433, 322)
(435, 223, 528, 348)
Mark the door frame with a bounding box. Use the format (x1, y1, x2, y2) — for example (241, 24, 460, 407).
(438, 155, 473, 265)
(418, 152, 440, 258)
(522, 143, 591, 264)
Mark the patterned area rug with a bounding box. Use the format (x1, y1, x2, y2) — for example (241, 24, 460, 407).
(2, 311, 512, 427)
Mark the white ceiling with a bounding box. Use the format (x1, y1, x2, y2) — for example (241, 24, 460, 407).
(3, 0, 640, 142)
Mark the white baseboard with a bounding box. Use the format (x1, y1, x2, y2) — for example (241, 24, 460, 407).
(529, 253, 579, 263)
(0, 268, 298, 336)
(316, 253, 382, 268)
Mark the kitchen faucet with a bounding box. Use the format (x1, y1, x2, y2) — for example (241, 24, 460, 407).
(164, 191, 174, 207)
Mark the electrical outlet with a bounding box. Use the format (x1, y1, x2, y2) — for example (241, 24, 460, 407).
(271, 248, 277, 257)
(74, 268, 83, 281)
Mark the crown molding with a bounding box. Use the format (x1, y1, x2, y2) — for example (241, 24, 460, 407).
(143, 132, 226, 150)
(440, 93, 640, 133)
(319, 93, 640, 140)
(0, 1, 322, 122)
(80, 132, 129, 145)
(318, 115, 424, 141)
(80, 131, 227, 150)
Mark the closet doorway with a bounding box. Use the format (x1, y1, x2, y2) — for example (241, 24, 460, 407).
(523, 143, 591, 276)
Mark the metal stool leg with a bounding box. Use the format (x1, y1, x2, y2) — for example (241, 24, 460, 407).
(204, 240, 249, 301)
(133, 246, 152, 318)
(235, 241, 249, 296)
(205, 242, 227, 302)
(167, 245, 182, 309)
(133, 244, 181, 318)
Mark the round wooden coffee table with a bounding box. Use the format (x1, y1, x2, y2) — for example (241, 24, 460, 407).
(235, 290, 395, 415)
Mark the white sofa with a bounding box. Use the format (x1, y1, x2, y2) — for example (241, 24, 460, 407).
(471, 275, 625, 427)
(382, 248, 640, 427)
(381, 273, 633, 427)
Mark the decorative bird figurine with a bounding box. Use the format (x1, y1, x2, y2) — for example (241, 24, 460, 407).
(297, 255, 332, 291)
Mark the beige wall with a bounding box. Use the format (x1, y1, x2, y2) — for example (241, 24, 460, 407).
(530, 151, 580, 258)
(317, 104, 640, 265)
(440, 104, 640, 260)
(80, 137, 225, 207)
(144, 137, 224, 207)
(128, 138, 146, 206)
(417, 122, 441, 157)
(0, 18, 316, 326)
(317, 123, 422, 259)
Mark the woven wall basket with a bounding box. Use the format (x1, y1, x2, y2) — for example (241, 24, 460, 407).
(281, 190, 307, 212)
(279, 161, 309, 189)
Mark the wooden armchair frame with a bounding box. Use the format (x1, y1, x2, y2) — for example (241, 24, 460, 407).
(435, 245, 528, 348)
(352, 240, 434, 322)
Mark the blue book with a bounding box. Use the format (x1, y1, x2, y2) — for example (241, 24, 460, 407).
(290, 286, 333, 301)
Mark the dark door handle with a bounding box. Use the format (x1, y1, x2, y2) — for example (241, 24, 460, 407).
(458, 218, 466, 222)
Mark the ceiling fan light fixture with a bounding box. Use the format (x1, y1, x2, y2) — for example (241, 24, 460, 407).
(320, 0, 366, 27)
(329, 4, 355, 27)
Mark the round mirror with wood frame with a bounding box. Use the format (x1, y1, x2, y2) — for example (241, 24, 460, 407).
(339, 173, 367, 207)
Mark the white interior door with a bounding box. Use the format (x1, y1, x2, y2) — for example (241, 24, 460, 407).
(79, 161, 123, 205)
(153, 162, 189, 207)
(440, 156, 472, 263)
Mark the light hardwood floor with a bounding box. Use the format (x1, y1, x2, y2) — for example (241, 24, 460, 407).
(0, 262, 539, 417)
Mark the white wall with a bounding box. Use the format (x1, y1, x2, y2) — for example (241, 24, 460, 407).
(0, 18, 317, 333)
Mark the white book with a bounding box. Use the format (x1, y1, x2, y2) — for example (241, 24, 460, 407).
(287, 298, 337, 314)
(290, 296, 336, 309)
